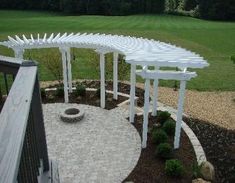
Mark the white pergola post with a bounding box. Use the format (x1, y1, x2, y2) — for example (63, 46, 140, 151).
(152, 66, 159, 116)
(113, 52, 118, 100)
(66, 47, 73, 93)
(174, 80, 187, 149)
(100, 53, 106, 109)
(13, 48, 24, 59)
(142, 78, 150, 148)
(129, 64, 136, 123)
(59, 48, 69, 103)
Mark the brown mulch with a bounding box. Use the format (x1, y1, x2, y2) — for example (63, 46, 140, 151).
(41, 80, 146, 107)
(42, 90, 128, 110)
(124, 115, 196, 183)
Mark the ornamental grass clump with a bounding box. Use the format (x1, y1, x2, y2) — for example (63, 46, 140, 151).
(152, 129, 168, 144)
(163, 119, 176, 136)
(75, 84, 86, 97)
(165, 159, 184, 177)
(158, 111, 171, 125)
(155, 143, 173, 159)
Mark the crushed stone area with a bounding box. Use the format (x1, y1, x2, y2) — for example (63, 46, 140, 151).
(133, 82, 235, 130)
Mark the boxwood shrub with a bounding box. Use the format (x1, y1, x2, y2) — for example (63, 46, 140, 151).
(163, 119, 176, 136)
(165, 159, 184, 177)
(152, 129, 168, 144)
(158, 111, 171, 125)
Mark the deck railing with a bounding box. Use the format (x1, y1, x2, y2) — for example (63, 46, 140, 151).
(0, 57, 54, 183)
(0, 56, 21, 111)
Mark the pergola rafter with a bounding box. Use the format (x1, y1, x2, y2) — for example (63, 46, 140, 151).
(0, 32, 209, 149)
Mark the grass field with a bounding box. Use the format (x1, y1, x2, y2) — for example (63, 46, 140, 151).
(0, 10, 234, 91)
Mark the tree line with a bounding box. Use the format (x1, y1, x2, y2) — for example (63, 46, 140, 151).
(0, 0, 234, 20)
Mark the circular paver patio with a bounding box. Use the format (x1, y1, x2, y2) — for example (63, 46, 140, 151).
(43, 103, 141, 183)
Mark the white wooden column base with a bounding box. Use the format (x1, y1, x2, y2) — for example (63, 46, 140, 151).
(129, 64, 136, 123)
(174, 80, 187, 149)
(142, 78, 150, 148)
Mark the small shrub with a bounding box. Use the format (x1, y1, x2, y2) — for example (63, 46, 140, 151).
(152, 129, 168, 144)
(41, 88, 46, 99)
(155, 143, 173, 159)
(165, 159, 184, 177)
(158, 111, 171, 124)
(163, 119, 176, 136)
(56, 86, 64, 97)
(75, 84, 86, 97)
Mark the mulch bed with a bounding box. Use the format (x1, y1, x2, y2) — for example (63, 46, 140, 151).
(42, 90, 128, 110)
(124, 114, 196, 183)
(184, 117, 235, 183)
(47, 80, 146, 107)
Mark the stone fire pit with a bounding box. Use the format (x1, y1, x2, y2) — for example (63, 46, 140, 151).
(60, 107, 85, 123)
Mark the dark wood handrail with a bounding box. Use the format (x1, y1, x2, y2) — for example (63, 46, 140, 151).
(0, 55, 22, 74)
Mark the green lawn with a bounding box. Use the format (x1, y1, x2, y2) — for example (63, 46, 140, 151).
(0, 10, 234, 91)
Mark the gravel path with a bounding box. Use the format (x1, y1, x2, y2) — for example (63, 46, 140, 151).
(132, 82, 235, 130)
(43, 104, 141, 183)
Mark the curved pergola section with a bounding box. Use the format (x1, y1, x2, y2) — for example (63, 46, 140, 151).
(0, 33, 209, 149)
(0, 33, 208, 68)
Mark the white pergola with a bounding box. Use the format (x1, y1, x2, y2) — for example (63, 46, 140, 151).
(0, 33, 209, 149)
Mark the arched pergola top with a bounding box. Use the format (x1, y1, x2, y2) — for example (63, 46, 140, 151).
(0, 32, 210, 150)
(0, 32, 209, 69)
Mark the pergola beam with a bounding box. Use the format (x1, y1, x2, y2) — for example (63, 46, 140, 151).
(136, 70, 197, 81)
